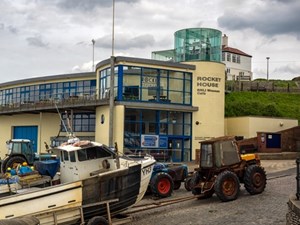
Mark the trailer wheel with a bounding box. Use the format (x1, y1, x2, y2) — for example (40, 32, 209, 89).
(244, 165, 266, 195)
(184, 176, 192, 191)
(87, 216, 109, 225)
(214, 170, 240, 202)
(2, 156, 27, 173)
(150, 172, 174, 198)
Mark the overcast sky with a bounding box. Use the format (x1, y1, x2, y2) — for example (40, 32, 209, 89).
(1, 0, 300, 83)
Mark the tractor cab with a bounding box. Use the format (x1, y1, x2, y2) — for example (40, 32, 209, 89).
(191, 136, 266, 202)
(1, 139, 36, 172)
(200, 136, 241, 169)
(6, 139, 35, 164)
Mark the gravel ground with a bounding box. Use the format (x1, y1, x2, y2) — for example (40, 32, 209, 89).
(128, 172, 296, 225)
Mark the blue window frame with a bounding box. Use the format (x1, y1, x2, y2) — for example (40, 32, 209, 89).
(61, 113, 95, 132)
(0, 79, 96, 106)
(99, 65, 192, 105)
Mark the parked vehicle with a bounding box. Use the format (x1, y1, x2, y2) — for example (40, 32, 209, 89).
(149, 162, 188, 198)
(0, 139, 55, 173)
(0, 137, 156, 224)
(191, 136, 266, 202)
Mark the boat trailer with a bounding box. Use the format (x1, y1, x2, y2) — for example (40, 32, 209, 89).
(0, 194, 201, 225)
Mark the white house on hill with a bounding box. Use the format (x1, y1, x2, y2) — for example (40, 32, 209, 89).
(222, 34, 253, 81)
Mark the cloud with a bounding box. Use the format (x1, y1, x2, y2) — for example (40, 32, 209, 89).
(95, 33, 155, 50)
(218, 0, 300, 37)
(57, 0, 140, 11)
(273, 63, 300, 77)
(26, 35, 49, 48)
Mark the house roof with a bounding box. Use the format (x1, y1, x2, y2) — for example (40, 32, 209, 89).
(222, 46, 252, 58)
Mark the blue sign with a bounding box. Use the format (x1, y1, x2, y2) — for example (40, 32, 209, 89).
(159, 136, 168, 148)
(141, 135, 159, 148)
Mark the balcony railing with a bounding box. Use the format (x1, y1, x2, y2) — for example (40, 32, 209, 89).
(0, 94, 106, 114)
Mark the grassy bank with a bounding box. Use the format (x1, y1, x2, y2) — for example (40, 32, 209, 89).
(225, 92, 300, 122)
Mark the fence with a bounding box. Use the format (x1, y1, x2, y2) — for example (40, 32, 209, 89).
(226, 81, 300, 93)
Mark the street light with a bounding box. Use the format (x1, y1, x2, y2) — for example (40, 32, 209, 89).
(266, 57, 270, 81)
(92, 39, 95, 71)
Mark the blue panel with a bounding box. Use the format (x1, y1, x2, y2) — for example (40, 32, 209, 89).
(13, 126, 38, 152)
(266, 133, 281, 148)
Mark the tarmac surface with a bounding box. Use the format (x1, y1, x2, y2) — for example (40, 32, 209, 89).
(129, 159, 298, 225)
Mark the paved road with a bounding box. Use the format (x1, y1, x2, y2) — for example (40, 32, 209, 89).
(129, 168, 296, 225)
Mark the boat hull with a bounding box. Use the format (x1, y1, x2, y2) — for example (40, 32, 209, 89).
(0, 156, 155, 224)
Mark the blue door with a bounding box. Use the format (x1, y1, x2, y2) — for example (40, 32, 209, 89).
(266, 133, 281, 149)
(13, 126, 38, 153)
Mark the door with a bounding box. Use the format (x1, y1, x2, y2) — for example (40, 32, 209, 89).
(13, 126, 38, 153)
(168, 138, 183, 162)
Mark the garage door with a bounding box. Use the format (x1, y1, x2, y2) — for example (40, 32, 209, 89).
(13, 126, 38, 153)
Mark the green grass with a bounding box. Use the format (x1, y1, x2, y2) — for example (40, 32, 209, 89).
(225, 92, 300, 122)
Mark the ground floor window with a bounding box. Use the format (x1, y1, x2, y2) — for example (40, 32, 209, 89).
(124, 108, 192, 162)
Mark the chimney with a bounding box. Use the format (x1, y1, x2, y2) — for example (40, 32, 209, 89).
(222, 34, 228, 47)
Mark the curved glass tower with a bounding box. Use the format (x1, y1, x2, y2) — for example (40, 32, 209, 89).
(174, 28, 222, 62)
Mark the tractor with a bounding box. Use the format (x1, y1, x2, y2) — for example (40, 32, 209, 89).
(149, 162, 188, 198)
(190, 136, 266, 202)
(0, 139, 54, 173)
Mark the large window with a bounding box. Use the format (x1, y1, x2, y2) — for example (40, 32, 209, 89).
(0, 79, 96, 106)
(124, 109, 192, 149)
(100, 65, 192, 105)
(99, 67, 118, 100)
(61, 113, 95, 132)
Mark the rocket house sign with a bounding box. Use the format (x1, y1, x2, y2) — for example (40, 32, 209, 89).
(196, 76, 221, 95)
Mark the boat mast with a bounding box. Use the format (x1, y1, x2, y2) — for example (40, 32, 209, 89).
(109, 0, 120, 168)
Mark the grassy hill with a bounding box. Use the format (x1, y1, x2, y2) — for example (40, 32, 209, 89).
(225, 91, 300, 123)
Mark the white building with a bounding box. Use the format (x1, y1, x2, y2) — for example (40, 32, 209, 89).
(222, 34, 253, 81)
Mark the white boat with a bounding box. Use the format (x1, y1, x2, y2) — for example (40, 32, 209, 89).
(0, 138, 155, 224)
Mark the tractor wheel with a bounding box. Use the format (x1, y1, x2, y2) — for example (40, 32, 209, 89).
(184, 177, 192, 191)
(150, 172, 174, 198)
(173, 181, 181, 190)
(244, 165, 267, 195)
(2, 156, 27, 173)
(87, 216, 108, 225)
(214, 170, 240, 202)
(191, 172, 201, 195)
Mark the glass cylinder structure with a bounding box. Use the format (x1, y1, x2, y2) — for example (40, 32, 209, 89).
(174, 28, 222, 62)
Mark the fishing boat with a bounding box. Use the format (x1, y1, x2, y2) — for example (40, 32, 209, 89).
(0, 138, 156, 224)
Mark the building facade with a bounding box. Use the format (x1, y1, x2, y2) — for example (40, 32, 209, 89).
(222, 34, 253, 81)
(0, 28, 226, 162)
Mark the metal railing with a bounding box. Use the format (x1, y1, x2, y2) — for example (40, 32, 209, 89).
(0, 94, 106, 114)
(296, 158, 300, 200)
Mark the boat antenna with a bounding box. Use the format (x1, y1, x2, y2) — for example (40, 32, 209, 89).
(54, 103, 69, 136)
(65, 110, 75, 138)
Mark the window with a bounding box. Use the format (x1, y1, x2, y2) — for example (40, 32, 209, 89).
(0, 79, 96, 106)
(227, 53, 231, 62)
(222, 52, 225, 61)
(77, 146, 112, 161)
(61, 113, 95, 132)
(102, 65, 192, 106)
(232, 54, 236, 63)
(70, 151, 76, 162)
(237, 55, 241, 64)
(63, 151, 69, 161)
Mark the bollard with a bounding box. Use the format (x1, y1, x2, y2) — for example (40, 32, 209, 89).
(296, 158, 300, 200)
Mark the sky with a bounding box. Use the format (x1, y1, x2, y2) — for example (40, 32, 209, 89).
(1, 0, 300, 83)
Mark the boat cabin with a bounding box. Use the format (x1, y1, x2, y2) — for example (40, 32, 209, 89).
(56, 140, 118, 183)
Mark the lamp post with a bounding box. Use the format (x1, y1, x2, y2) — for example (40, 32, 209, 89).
(92, 39, 95, 71)
(266, 57, 270, 81)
